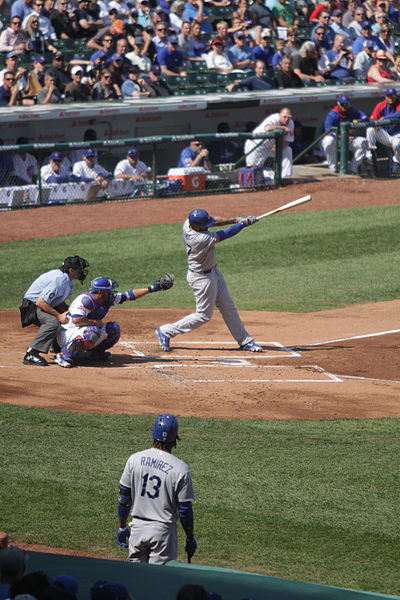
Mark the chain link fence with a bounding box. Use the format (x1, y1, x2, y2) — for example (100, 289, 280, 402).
(0, 131, 283, 210)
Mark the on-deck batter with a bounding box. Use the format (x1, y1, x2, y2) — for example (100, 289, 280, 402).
(117, 413, 197, 565)
(155, 208, 262, 353)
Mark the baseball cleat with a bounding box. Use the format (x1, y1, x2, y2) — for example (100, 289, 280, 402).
(239, 340, 263, 352)
(23, 351, 48, 366)
(55, 353, 74, 368)
(155, 327, 171, 352)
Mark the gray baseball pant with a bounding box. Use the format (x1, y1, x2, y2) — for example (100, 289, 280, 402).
(160, 268, 252, 346)
(29, 308, 60, 353)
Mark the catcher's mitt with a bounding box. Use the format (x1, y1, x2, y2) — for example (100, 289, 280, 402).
(148, 273, 175, 293)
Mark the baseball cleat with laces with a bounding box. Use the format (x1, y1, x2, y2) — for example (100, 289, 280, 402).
(239, 340, 263, 352)
(23, 349, 48, 366)
(55, 353, 74, 368)
(155, 327, 171, 352)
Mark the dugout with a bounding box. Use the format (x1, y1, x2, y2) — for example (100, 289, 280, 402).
(0, 83, 398, 173)
(24, 550, 400, 600)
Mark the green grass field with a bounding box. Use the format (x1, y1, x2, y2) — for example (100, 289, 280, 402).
(1, 205, 400, 311)
(0, 405, 399, 595)
(1, 204, 400, 596)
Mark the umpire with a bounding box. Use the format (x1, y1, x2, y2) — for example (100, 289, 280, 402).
(20, 255, 89, 366)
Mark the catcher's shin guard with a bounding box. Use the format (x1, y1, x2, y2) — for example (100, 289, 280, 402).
(90, 321, 120, 357)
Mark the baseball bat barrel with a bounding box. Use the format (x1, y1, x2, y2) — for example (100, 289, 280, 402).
(256, 195, 312, 221)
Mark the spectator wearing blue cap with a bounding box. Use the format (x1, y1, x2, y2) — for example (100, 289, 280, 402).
(322, 95, 370, 173)
(353, 39, 376, 80)
(367, 88, 400, 173)
(114, 148, 151, 194)
(108, 52, 126, 87)
(143, 64, 173, 96)
(91, 581, 132, 600)
(121, 65, 152, 97)
(125, 37, 152, 73)
(0, 52, 28, 89)
(157, 35, 186, 75)
(351, 20, 383, 55)
(50, 574, 79, 600)
(72, 148, 113, 201)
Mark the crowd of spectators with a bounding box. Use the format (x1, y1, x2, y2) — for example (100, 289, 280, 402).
(0, 0, 399, 104)
(0, 545, 257, 600)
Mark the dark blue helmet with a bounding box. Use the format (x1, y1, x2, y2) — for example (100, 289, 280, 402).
(153, 413, 180, 443)
(188, 209, 215, 228)
(89, 277, 118, 294)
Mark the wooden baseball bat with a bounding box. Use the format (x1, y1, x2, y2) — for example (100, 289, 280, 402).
(256, 195, 312, 221)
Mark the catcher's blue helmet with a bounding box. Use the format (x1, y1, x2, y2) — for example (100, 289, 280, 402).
(153, 413, 180, 443)
(188, 209, 215, 228)
(89, 277, 118, 294)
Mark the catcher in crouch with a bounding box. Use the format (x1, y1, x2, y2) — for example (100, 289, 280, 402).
(55, 274, 174, 368)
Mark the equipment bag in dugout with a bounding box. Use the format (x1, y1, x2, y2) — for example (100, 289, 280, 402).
(237, 167, 265, 187)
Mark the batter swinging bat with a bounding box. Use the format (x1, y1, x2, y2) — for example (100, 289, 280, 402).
(256, 195, 312, 220)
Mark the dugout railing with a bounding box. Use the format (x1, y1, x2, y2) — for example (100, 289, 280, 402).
(0, 131, 283, 210)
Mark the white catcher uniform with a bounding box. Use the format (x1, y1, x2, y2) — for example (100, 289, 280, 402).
(120, 447, 195, 564)
(158, 218, 253, 346)
(244, 112, 294, 178)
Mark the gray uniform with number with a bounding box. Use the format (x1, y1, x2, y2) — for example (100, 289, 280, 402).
(159, 219, 252, 346)
(120, 447, 195, 565)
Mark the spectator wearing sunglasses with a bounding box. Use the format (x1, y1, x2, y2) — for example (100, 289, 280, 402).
(24, 13, 58, 54)
(50, 0, 79, 38)
(0, 70, 22, 105)
(0, 16, 32, 52)
(91, 69, 122, 99)
(46, 52, 71, 91)
(22, 0, 57, 40)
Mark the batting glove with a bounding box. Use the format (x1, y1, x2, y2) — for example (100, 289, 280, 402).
(185, 536, 197, 559)
(116, 527, 130, 547)
(242, 215, 257, 227)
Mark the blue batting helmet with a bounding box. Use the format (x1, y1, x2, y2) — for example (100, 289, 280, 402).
(188, 209, 215, 228)
(152, 413, 180, 443)
(89, 277, 118, 294)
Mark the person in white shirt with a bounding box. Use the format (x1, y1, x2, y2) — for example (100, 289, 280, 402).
(72, 148, 113, 201)
(12, 136, 38, 184)
(244, 107, 294, 179)
(114, 147, 151, 194)
(353, 39, 376, 80)
(206, 37, 234, 72)
(125, 36, 153, 72)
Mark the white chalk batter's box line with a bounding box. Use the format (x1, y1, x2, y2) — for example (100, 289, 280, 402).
(119, 362, 342, 383)
(120, 340, 300, 359)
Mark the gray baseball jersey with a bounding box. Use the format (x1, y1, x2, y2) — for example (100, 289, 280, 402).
(183, 218, 217, 272)
(120, 447, 195, 523)
(158, 219, 252, 346)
